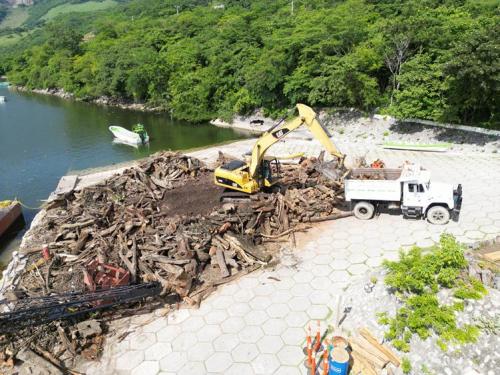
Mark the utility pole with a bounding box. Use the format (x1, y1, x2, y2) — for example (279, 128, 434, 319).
(291, 0, 294, 15)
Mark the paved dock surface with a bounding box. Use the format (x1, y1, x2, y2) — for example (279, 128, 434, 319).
(36, 136, 498, 375)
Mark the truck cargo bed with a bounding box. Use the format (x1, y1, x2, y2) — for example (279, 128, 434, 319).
(345, 168, 403, 202)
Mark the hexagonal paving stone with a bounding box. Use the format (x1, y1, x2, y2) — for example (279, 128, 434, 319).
(214, 333, 240, 352)
(288, 296, 310, 312)
(145, 342, 172, 361)
(180, 316, 205, 332)
(277, 345, 304, 366)
(129, 332, 156, 351)
(480, 225, 500, 234)
(131, 361, 159, 375)
(116, 350, 144, 371)
(249, 296, 273, 310)
(167, 309, 190, 325)
(347, 263, 369, 276)
(238, 325, 264, 343)
(347, 252, 367, 264)
(206, 352, 232, 373)
(308, 290, 331, 305)
(227, 302, 252, 317)
(157, 325, 182, 343)
(159, 351, 188, 372)
(257, 335, 284, 354)
(329, 270, 350, 282)
(266, 303, 290, 319)
(253, 283, 276, 296)
(221, 316, 246, 334)
(178, 362, 206, 375)
(143, 317, 168, 333)
(306, 304, 330, 320)
(366, 257, 384, 268)
(290, 283, 311, 297)
(171, 332, 197, 352)
(232, 342, 259, 362)
(251, 353, 281, 374)
(272, 289, 293, 303)
(204, 309, 228, 325)
(330, 259, 350, 270)
(285, 311, 309, 328)
(225, 363, 255, 375)
(274, 366, 302, 375)
(244, 309, 269, 326)
(281, 327, 305, 346)
(465, 230, 484, 240)
(187, 342, 214, 362)
(233, 288, 254, 302)
(196, 324, 222, 343)
(293, 270, 315, 283)
(416, 238, 435, 248)
(313, 254, 335, 265)
(262, 318, 288, 335)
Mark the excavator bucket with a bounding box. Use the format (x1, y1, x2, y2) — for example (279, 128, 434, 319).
(315, 160, 341, 181)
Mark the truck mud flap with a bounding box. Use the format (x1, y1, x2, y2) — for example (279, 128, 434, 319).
(452, 184, 463, 222)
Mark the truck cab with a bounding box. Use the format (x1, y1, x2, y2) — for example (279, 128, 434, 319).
(345, 165, 462, 224)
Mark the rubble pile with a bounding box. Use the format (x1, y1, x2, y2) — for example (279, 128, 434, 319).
(0, 151, 348, 369)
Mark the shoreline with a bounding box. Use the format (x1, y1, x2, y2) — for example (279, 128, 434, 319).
(11, 85, 164, 113)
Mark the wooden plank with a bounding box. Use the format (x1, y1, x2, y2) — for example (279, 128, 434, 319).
(350, 340, 387, 369)
(215, 248, 230, 278)
(351, 351, 377, 375)
(483, 251, 500, 262)
(359, 328, 401, 367)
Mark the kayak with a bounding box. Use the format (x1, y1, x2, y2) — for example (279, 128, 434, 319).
(382, 142, 451, 152)
(109, 125, 149, 145)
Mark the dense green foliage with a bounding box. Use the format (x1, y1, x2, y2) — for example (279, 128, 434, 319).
(378, 235, 487, 352)
(1, 0, 498, 125)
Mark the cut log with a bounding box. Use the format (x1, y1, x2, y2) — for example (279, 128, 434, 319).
(215, 248, 230, 278)
(359, 328, 401, 367)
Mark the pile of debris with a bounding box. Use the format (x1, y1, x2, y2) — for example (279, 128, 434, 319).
(1, 151, 348, 368)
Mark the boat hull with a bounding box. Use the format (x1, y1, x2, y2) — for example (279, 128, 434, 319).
(0, 202, 23, 238)
(109, 126, 149, 144)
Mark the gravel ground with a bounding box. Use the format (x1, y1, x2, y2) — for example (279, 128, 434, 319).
(320, 111, 500, 154)
(340, 270, 500, 375)
(215, 109, 500, 154)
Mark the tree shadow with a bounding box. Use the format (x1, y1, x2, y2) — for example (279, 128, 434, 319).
(389, 120, 499, 146)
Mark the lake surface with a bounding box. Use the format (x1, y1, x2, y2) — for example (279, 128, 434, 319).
(0, 87, 246, 262)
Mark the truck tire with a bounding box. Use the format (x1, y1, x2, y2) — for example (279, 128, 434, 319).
(427, 205, 450, 225)
(353, 201, 375, 220)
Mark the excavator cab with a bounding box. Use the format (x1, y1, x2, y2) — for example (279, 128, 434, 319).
(259, 158, 281, 189)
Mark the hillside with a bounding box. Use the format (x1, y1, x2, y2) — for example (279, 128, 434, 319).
(1, 0, 499, 127)
(0, 0, 120, 30)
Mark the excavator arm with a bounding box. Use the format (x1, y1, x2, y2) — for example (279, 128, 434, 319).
(214, 103, 343, 195)
(249, 103, 343, 177)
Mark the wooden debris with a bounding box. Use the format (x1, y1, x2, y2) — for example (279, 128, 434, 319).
(9, 150, 348, 367)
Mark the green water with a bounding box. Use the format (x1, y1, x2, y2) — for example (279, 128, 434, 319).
(0, 87, 247, 261)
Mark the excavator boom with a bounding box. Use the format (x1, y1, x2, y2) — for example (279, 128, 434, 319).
(214, 104, 343, 194)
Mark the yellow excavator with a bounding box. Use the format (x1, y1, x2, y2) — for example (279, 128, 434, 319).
(214, 103, 344, 195)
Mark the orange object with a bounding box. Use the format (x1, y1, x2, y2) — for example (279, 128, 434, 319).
(322, 340, 330, 375)
(314, 320, 321, 352)
(307, 325, 313, 368)
(41, 244, 51, 261)
(370, 159, 385, 169)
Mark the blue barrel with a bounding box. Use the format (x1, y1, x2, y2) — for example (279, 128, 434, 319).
(328, 348, 349, 375)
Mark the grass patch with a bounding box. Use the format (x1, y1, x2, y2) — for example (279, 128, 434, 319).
(378, 234, 487, 352)
(0, 7, 29, 30)
(41, 0, 118, 21)
(0, 32, 25, 47)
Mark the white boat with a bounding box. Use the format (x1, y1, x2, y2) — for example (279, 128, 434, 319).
(109, 125, 149, 145)
(0, 96, 6, 103)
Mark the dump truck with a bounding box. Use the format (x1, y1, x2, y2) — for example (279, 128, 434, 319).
(344, 164, 462, 224)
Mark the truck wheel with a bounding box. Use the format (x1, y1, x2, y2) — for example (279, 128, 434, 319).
(353, 201, 375, 220)
(427, 206, 450, 225)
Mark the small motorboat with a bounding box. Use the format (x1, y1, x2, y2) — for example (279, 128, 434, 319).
(109, 124, 149, 145)
(0, 200, 23, 239)
(0, 96, 6, 103)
